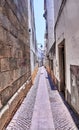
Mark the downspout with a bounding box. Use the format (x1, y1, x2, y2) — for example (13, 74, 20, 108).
(54, 0, 67, 32)
(54, 0, 67, 54)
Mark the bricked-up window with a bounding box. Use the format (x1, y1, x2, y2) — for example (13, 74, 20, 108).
(70, 65, 79, 112)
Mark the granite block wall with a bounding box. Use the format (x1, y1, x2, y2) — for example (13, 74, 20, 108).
(0, 0, 31, 109)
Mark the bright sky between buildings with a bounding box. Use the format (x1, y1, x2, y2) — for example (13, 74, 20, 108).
(34, 0, 45, 49)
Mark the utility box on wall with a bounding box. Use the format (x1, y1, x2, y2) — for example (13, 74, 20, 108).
(70, 65, 79, 114)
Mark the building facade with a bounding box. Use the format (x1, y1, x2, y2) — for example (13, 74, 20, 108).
(54, 0, 79, 114)
(0, 0, 34, 129)
(44, 0, 79, 114)
(44, 0, 54, 52)
(44, 0, 55, 70)
(28, 0, 37, 75)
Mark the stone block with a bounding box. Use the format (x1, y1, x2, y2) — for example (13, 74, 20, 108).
(0, 86, 13, 106)
(10, 24, 18, 38)
(20, 67, 26, 76)
(0, 104, 9, 130)
(13, 69, 21, 81)
(8, 83, 30, 117)
(0, 59, 1, 72)
(0, 97, 3, 109)
(8, 8, 18, 27)
(11, 46, 20, 59)
(0, 6, 3, 12)
(1, 58, 9, 72)
(19, 74, 27, 86)
(8, 92, 19, 116)
(12, 80, 20, 94)
(9, 57, 17, 70)
(17, 88, 25, 102)
(31, 67, 38, 84)
(0, 93, 19, 130)
(4, 46, 11, 58)
(0, 12, 11, 31)
(0, 0, 6, 7)
(0, 42, 12, 58)
(0, 26, 4, 42)
(24, 73, 28, 82)
(0, 26, 8, 42)
(6, 0, 17, 15)
(0, 43, 4, 58)
(0, 80, 32, 129)
(0, 71, 13, 92)
(6, 32, 13, 46)
(23, 81, 32, 95)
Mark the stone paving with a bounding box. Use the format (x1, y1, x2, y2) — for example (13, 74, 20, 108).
(6, 67, 78, 130)
(30, 67, 55, 130)
(63, 97, 79, 129)
(46, 73, 78, 130)
(6, 68, 40, 130)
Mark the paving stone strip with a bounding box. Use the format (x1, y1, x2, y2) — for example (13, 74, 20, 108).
(6, 68, 41, 130)
(46, 72, 78, 130)
(30, 67, 55, 130)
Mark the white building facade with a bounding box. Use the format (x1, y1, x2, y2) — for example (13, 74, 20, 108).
(54, 0, 79, 114)
(44, 0, 79, 114)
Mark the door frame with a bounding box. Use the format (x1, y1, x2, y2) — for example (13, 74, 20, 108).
(58, 39, 66, 95)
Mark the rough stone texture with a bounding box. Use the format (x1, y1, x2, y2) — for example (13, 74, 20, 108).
(28, 0, 37, 75)
(0, 80, 32, 130)
(70, 65, 79, 114)
(31, 67, 38, 84)
(1, 58, 9, 71)
(0, 0, 30, 109)
(6, 69, 40, 130)
(0, 104, 9, 130)
(46, 72, 78, 130)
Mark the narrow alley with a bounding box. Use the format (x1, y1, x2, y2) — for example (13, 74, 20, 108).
(0, 0, 79, 130)
(6, 67, 78, 130)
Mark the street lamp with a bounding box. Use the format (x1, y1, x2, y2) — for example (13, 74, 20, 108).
(40, 44, 43, 49)
(37, 44, 44, 67)
(40, 45, 43, 66)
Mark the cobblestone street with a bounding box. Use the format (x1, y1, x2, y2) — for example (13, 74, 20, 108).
(6, 69, 40, 130)
(1, 1, 79, 130)
(6, 67, 78, 130)
(46, 75, 79, 130)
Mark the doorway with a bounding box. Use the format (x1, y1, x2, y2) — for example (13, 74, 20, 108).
(50, 59, 53, 70)
(58, 40, 65, 96)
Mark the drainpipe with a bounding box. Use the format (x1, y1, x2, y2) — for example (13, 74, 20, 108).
(54, 0, 67, 54)
(54, 0, 67, 31)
